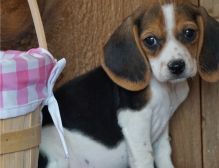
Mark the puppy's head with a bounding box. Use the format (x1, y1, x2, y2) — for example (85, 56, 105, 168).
(101, 0, 219, 91)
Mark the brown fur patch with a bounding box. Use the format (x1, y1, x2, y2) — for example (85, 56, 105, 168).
(173, 4, 200, 58)
(199, 70, 219, 82)
(140, 4, 166, 58)
(196, 16, 204, 60)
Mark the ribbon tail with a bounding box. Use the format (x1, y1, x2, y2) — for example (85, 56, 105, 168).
(47, 96, 69, 158)
(44, 58, 69, 158)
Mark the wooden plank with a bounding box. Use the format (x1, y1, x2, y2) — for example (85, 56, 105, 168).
(200, 0, 219, 20)
(0, 0, 32, 48)
(201, 81, 219, 168)
(43, 0, 125, 87)
(170, 76, 202, 168)
(200, 1, 219, 167)
(0, 0, 46, 50)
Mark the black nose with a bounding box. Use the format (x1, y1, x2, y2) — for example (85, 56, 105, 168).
(168, 59, 185, 75)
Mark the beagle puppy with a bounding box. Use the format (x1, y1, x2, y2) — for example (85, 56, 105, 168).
(39, 0, 219, 168)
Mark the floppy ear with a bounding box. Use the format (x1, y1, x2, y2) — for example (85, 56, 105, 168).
(101, 8, 151, 91)
(197, 7, 219, 82)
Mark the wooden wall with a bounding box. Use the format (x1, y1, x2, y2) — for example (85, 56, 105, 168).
(0, 0, 218, 167)
(200, 1, 219, 167)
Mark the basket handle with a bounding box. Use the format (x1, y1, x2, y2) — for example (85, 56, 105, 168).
(27, 0, 47, 49)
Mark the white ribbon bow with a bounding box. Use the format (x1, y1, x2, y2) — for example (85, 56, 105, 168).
(44, 58, 69, 159)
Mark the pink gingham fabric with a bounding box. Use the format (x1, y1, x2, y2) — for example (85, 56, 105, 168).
(0, 48, 69, 158)
(0, 48, 55, 118)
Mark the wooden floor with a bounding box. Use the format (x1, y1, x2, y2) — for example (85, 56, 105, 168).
(1, 0, 218, 167)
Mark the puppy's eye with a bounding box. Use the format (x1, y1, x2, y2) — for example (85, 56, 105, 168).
(183, 28, 196, 42)
(143, 36, 159, 50)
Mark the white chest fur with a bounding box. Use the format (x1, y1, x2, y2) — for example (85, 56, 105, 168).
(149, 78, 189, 142)
(117, 77, 189, 168)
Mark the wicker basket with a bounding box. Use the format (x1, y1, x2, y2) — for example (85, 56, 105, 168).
(0, 108, 41, 168)
(0, 1, 48, 168)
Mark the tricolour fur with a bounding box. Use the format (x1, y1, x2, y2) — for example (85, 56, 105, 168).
(39, 1, 219, 168)
(39, 67, 150, 168)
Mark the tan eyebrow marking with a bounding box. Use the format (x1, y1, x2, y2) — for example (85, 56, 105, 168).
(140, 4, 165, 39)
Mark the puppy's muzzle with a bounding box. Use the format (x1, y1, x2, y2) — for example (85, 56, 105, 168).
(168, 59, 185, 75)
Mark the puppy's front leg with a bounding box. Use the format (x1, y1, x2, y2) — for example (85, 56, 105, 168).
(118, 108, 154, 168)
(153, 126, 174, 168)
